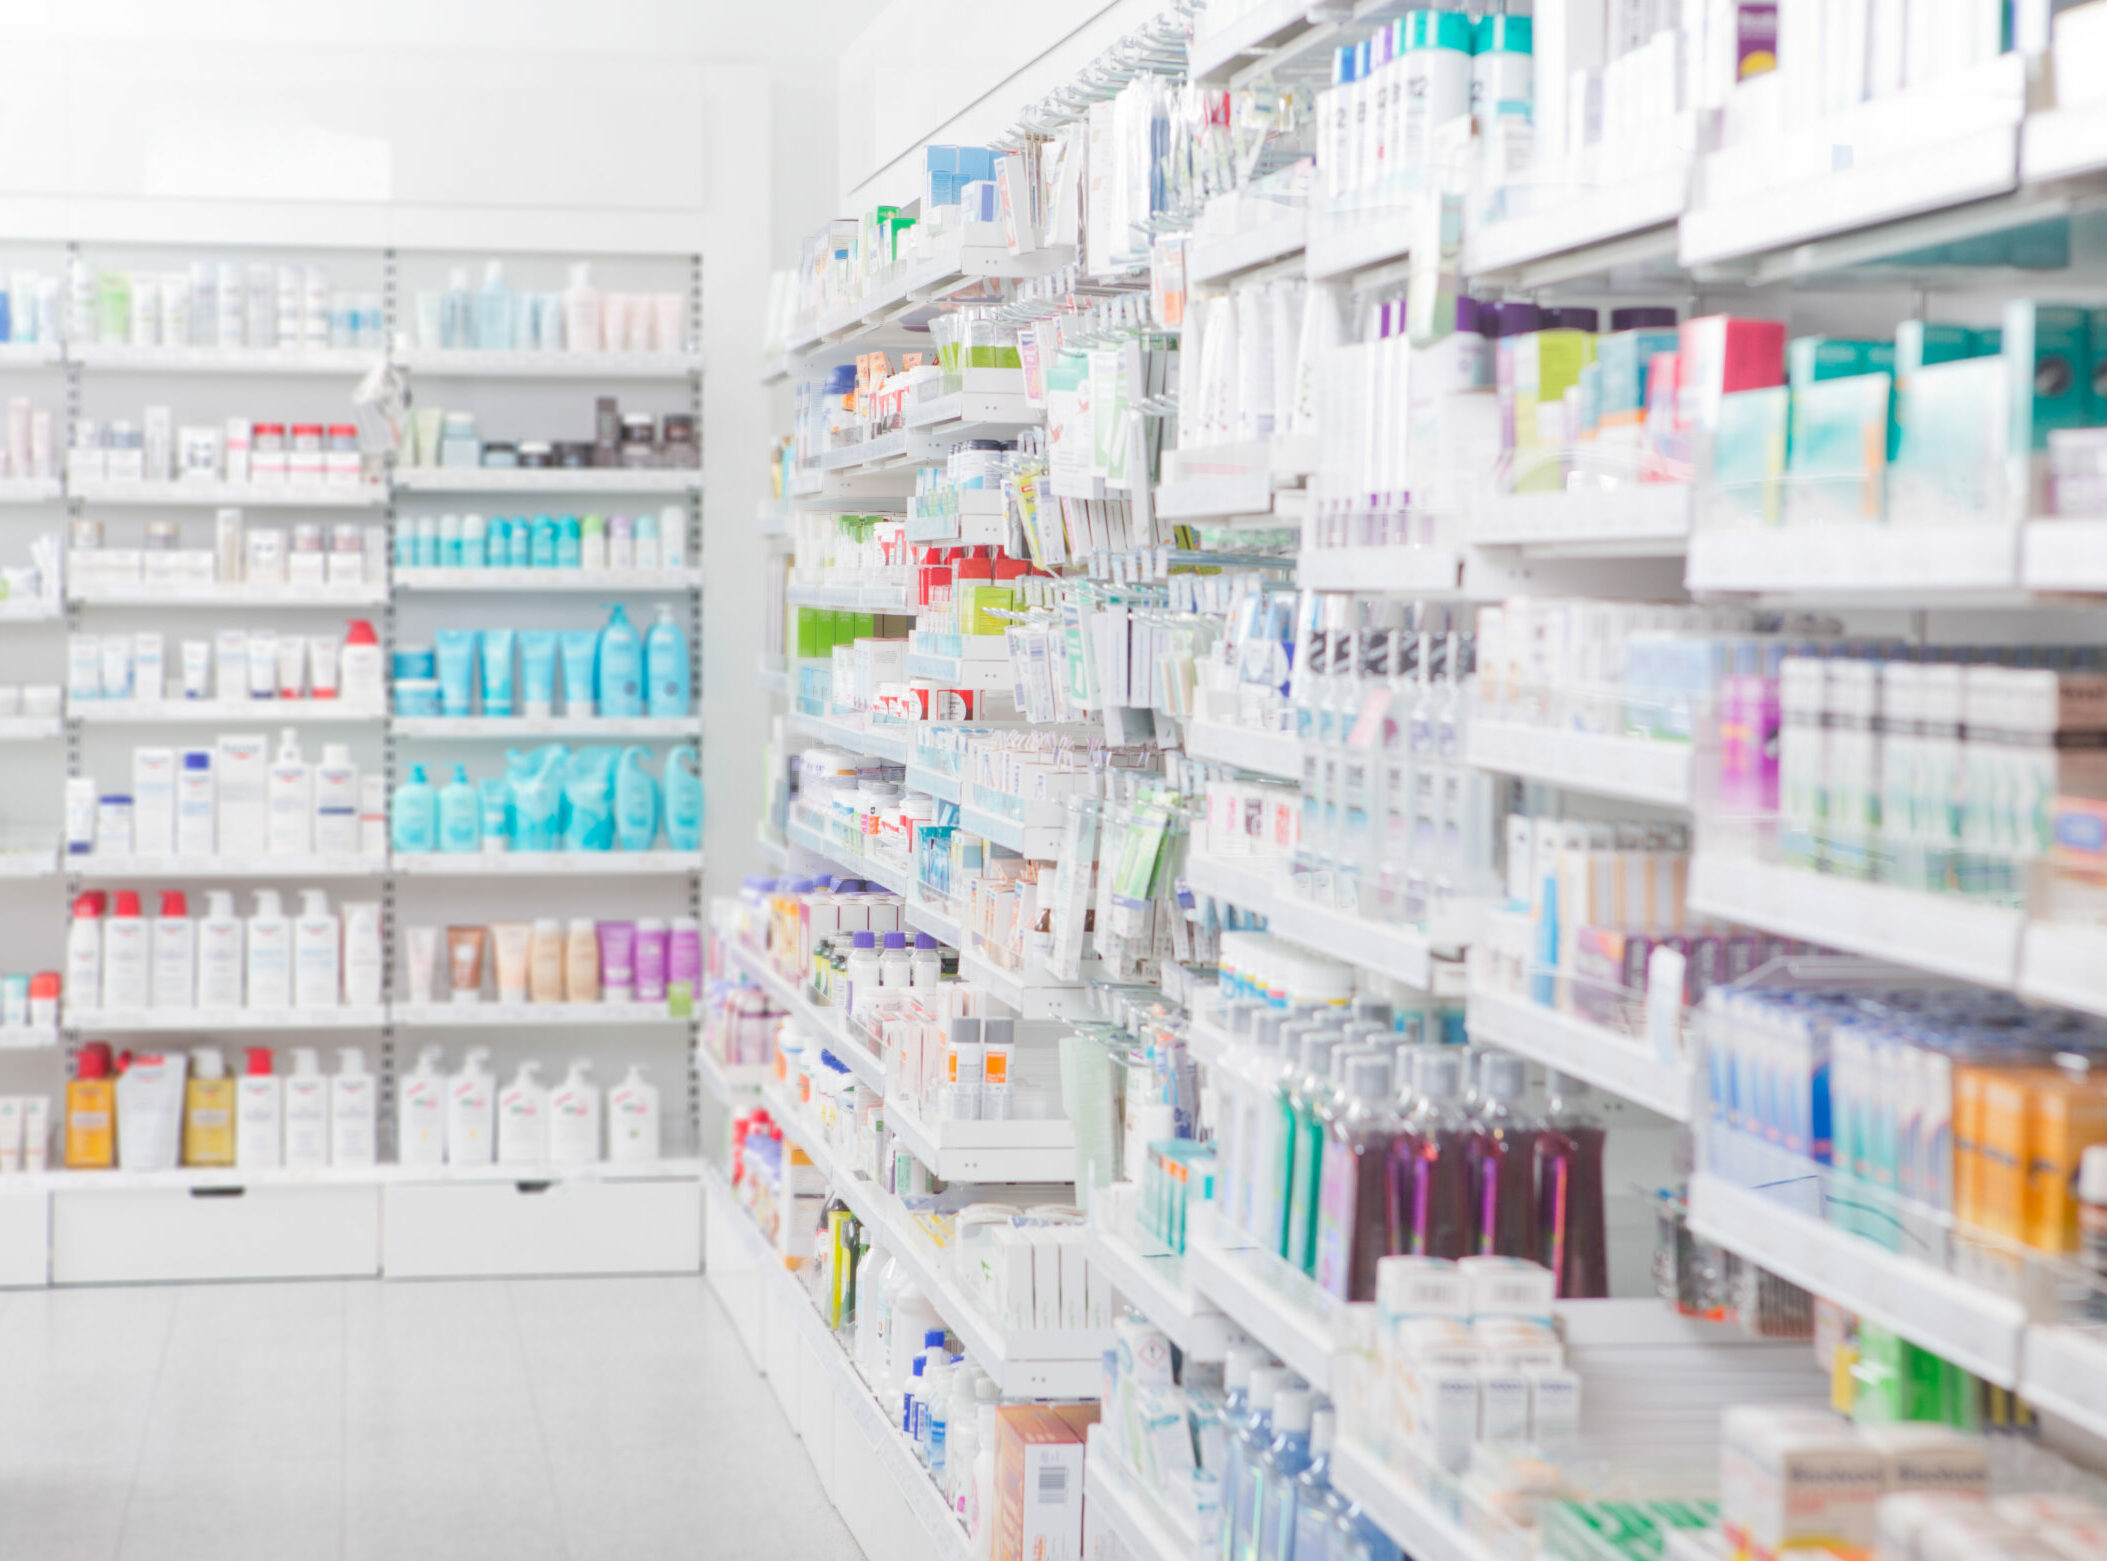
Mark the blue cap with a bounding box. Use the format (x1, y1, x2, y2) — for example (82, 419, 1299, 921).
(1333, 45, 1356, 85)
(852, 930, 875, 948)
(914, 932, 937, 950)
(883, 931, 907, 949)
(825, 363, 856, 393)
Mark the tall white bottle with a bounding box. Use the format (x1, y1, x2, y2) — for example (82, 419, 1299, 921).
(266, 728, 312, 856)
(195, 889, 244, 1009)
(293, 888, 340, 1009)
(282, 1047, 329, 1169)
(607, 1064, 661, 1164)
(497, 1060, 549, 1166)
(151, 889, 195, 1012)
(563, 262, 601, 352)
(548, 1060, 600, 1165)
(398, 1046, 448, 1167)
(330, 1047, 377, 1168)
(447, 1045, 495, 1165)
(245, 889, 291, 1011)
(101, 890, 150, 1011)
(312, 743, 359, 857)
(234, 1045, 282, 1169)
(65, 892, 104, 1017)
(341, 902, 383, 1008)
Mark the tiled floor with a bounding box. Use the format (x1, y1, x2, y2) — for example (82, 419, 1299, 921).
(0, 1276, 864, 1561)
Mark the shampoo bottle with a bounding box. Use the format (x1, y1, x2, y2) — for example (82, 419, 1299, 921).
(266, 729, 312, 856)
(447, 1045, 496, 1165)
(664, 746, 702, 851)
(597, 604, 644, 718)
(390, 763, 438, 854)
(549, 1060, 601, 1164)
(341, 901, 383, 1008)
(438, 763, 481, 853)
(65, 1042, 116, 1168)
(608, 1064, 660, 1163)
(313, 743, 359, 856)
(235, 1045, 282, 1169)
(182, 1045, 235, 1166)
(115, 1051, 186, 1172)
(614, 747, 659, 851)
(283, 1047, 329, 1169)
(101, 890, 150, 1012)
(245, 889, 292, 1011)
(330, 1048, 377, 1168)
(498, 1060, 549, 1165)
(196, 890, 244, 1010)
(65, 892, 105, 1017)
(644, 604, 691, 717)
(150, 889, 195, 1012)
(293, 889, 340, 1009)
(563, 262, 601, 352)
(398, 1046, 448, 1167)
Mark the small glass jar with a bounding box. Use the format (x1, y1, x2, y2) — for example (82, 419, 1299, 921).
(619, 413, 657, 468)
(481, 441, 519, 469)
(252, 423, 287, 454)
(144, 519, 182, 550)
(291, 424, 323, 453)
(517, 440, 553, 469)
(554, 441, 593, 469)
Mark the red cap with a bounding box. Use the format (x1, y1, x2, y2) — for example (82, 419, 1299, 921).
(244, 1047, 274, 1077)
(71, 892, 107, 918)
(76, 1042, 113, 1080)
(159, 890, 188, 917)
(111, 890, 142, 918)
(29, 972, 59, 999)
(345, 619, 379, 646)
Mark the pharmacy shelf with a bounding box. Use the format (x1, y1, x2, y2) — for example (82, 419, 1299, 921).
(0, 341, 62, 366)
(394, 348, 700, 378)
(1687, 854, 2024, 993)
(0, 716, 61, 741)
(756, 352, 792, 386)
(1084, 1428, 1206, 1561)
(391, 851, 702, 877)
(68, 581, 388, 608)
(1463, 160, 1690, 287)
(391, 1001, 694, 1029)
(2021, 519, 2107, 593)
(392, 567, 701, 594)
(904, 388, 1037, 434)
(904, 893, 962, 953)
(72, 701, 385, 726)
(1464, 720, 1693, 811)
(727, 939, 884, 1091)
(1188, 0, 1336, 84)
(755, 658, 789, 697)
(1329, 1439, 1500, 1561)
(955, 950, 1093, 1022)
(2016, 921, 2107, 1021)
(70, 479, 384, 509)
(1686, 1172, 2026, 1387)
(1183, 851, 1437, 992)
(1185, 1206, 1337, 1392)
(1297, 546, 1464, 595)
(784, 582, 912, 611)
(1685, 524, 2024, 600)
(0, 1025, 59, 1050)
(2016, 1323, 2107, 1446)
(902, 649, 1011, 690)
(1156, 470, 1275, 521)
(763, 1080, 1109, 1398)
(816, 431, 907, 471)
(785, 709, 910, 764)
(65, 1006, 387, 1033)
(391, 467, 700, 494)
(694, 1046, 770, 1108)
(904, 764, 961, 805)
(1182, 720, 1301, 782)
(956, 803, 1062, 859)
(67, 855, 382, 881)
(781, 811, 965, 955)
(784, 466, 918, 510)
(68, 344, 379, 375)
(1188, 212, 1309, 286)
(391, 715, 695, 739)
(0, 599, 62, 623)
(22, 1158, 704, 1193)
(0, 477, 62, 503)
(0, 848, 58, 877)
(1084, 1222, 1240, 1363)
(1463, 988, 1694, 1123)
(1186, 1012, 1234, 1069)
(1305, 207, 1417, 282)
(2021, 98, 2107, 184)
(884, 1098, 1076, 1184)
(1468, 484, 1691, 556)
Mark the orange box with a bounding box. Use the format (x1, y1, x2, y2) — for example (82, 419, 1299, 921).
(992, 1405, 1085, 1561)
(2025, 1074, 2107, 1253)
(1976, 1070, 2062, 1245)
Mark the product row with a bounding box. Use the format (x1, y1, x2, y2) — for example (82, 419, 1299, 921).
(390, 507, 688, 573)
(69, 734, 382, 860)
(68, 259, 380, 351)
(66, 888, 381, 1015)
(68, 623, 386, 708)
(390, 606, 690, 721)
(0, 972, 58, 1030)
(0, 396, 58, 480)
(402, 917, 699, 1008)
(71, 515, 389, 593)
(409, 262, 684, 355)
(388, 746, 701, 856)
(401, 400, 696, 472)
(68, 414, 367, 487)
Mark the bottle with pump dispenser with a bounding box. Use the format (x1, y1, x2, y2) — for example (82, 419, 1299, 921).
(447, 1046, 496, 1165)
(607, 1064, 660, 1163)
(330, 1048, 377, 1168)
(65, 1043, 117, 1168)
(597, 605, 643, 718)
(549, 1061, 600, 1164)
(101, 890, 150, 1012)
(438, 764, 480, 852)
(196, 890, 244, 1009)
(498, 1060, 548, 1165)
(391, 763, 438, 854)
(614, 748, 658, 851)
(66, 892, 105, 1014)
(664, 746, 702, 850)
(341, 902, 383, 1007)
(283, 1048, 329, 1169)
(313, 744, 359, 856)
(245, 890, 292, 1011)
(235, 1046, 282, 1169)
(182, 1046, 235, 1166)
(398, 1046, 448, 1167)
(267, 730, 312, 856)
(150, 889, 194, 1012)
(293, 889, 340, 1009)
(644, 605, 690, 716)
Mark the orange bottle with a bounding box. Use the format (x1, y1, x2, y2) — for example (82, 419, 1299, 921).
(65, 1041, 117, 1168)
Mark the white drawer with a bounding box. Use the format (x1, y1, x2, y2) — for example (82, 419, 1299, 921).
(380, 1175, 702, 1278)
(52, 1183, 379, 1284)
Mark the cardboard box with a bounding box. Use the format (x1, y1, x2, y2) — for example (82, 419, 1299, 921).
(993, 1405, 1086, 1561)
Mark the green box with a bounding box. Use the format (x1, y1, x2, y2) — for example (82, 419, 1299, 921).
(1786, 371, 1892, 527)
(1788, 336, 1889, 390)
(1707, 386, 1789, 528)
(1891, 355, 2009, 524)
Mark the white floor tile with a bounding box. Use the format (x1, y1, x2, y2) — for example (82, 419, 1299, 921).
(117, 1457, 341, 1561)
(0, 1467, 132, 1561)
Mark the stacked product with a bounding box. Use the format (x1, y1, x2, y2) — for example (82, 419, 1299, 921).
(68, 413, 367, 487)
(67, 618, 386, 709)
(402, 397, 697, 471)
(391, 605, 689, 721)
(391, 1046, 659, 1167)
(69, 257, 381, 350)
(0, 268, 61, 344)
(408, 261, 683, 354)
(401, 916, 700, 1010)
(393, 505, 688, 571)
(0, 396, 57, 478)
(70, 512, 388, 593)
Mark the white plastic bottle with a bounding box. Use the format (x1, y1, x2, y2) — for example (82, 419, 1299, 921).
(175, 749, 215, 855)
(195, 889, 244, 1009)
(66, 891, 104, 1011)
(282, 1047, 329, 1169)
(607, 1063, 660, 1163)
(398, 1046, 448, 1167)
(101, 890, 150, 1011)
(910, 932, 941, 991)
(151, 889, 195, 1011)
(312, 743, 359, 857)
(266, 729, 312, 857)
(292, 888, 340, 1009)
(563, 262, 601, 352)
(234, 1045, 282, 1169)
(843, 930, 879, 1019)
(855, 1242, 892, 1377)
(497, 1060, 549, 1166)
(330, 1047, 377, 1168)
(878, 930, 910, 990)
(447, 1045, 496, 1165)
(341, 901, 383, 1008)
(245, 889, 291, 1011)
(548, 1060, 600, 1164)
(968, 1400, 997, 1555)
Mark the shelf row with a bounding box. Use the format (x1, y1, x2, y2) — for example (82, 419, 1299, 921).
(16, 851, 704, 882)
(15, 707, 695, 737)
(51, 999, 697, 1035)
(0, 341, 700, 378)
(0, 470, 702, 510)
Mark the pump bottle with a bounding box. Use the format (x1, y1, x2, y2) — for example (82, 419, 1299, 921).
(447, 1046, 496, 1165)
(65, 1042, 117, 1168)
(101, 890, 150, 1011)
(398, 1046, 447, 1167)
(245, 889, 292, 1010)
(196, 890, 244, 1009)
(65, 892, 105, 1017)
(330, 1048, 377, 1168)
(151, 890, 195, 1012)
(282, 1048, 329, 1169)
(182, 1046, 235, 1166)
(497, 1060, 549, 1165)
(548, 1060, 600, 1164)
(266, 729, 312, 856)
(293, 889, 340, 1009)
(607, 1064, 660, 1162)
(235, 1046, 282, 1169)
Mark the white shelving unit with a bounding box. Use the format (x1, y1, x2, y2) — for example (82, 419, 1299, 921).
(391, 851, 702, 877)
(392, 566, 701, 593)
(1463, 988, 1694, 1122)
(391, 467, 700, 493)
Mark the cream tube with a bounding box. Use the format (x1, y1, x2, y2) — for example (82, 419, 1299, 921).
(565, 919, 599, 1002)
(308, 636, 340, 700)
(275, 635, 306, 699)
(21, 1096, 47, 1171)
(447, 926, 486, 1002)
(0, 1095, 21, 1173)
(406, 925, 441, 1004)
(529, 918, 565, 1004)
(491, 922, 532, 1003)
(181, 640, 212, 701)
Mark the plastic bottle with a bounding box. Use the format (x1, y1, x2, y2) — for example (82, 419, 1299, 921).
(1281, 1033, 1341, 1270)
(1534, 1070, 1609, 1298)
(664, 745, 702, 850)
(340, 619, 384, 707)
(65, 1043, 116, 1168)
(608, 1063, 660, 1162)
(195, 890, 243, 1009)
(65, 892, 105, 1018)
(476, 259, 512, 352)
(292, 889, 340, 1010)
(151, 889, 195, 1012)
(436, 763, 480, 853)
(1214, 1344, 1266, 1561)
(1290, 1406, 1344, 1561)
(614, 747, 659, 851)
(447, 1045, 496, 1165)
(2084, 1146, 2107, 1317)
(549, 1060, 601, 1164)
(855, 1242, 892, 1375)
(565, 918, 601, 1002)
(1228, 1366, 1292, 1561)
(441, 266, 474, 349)
(597, 604, 644, 718)
(182, 1045, 235, 1166)
(266, 729, 311, 856)
(96, 889, 148, 1012)
(342, 901, 383, 1008)
(842, 930, 880, 1019)
(391, 763, 438, 854)
(968, 1398, 997, 1556)
(878, 930, 911, 989)
(1467, 1051, 1541, 1259)
(563, 262, 601, 352)
(398, 1046, 448, 1167)
(283, 1047, 329, 1169)
(1255, 1387, 1316, 1561)
(313, 743, 359, 856)
(1390, 1047, 1472, 1259)
(330, 1048, 377, 1168)
(1314, 1052, 1403, 1302)
(644, 604, 691, 717)
(235, 1046, 282, 1169)
(497, 1060, 548, 1165)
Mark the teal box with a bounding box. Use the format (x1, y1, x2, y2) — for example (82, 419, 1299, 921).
(1707, 386, 1789, 528)
(1788, 337, 1890, 390)
(1595, 329, 1678, 424)
(1894, 321, 1981, 382)
(1786, 371, 1892, 527)
(1891, 356, 2009, 524)
(2004, 302, 2091, 452)
(1575, 360, 1601, 440)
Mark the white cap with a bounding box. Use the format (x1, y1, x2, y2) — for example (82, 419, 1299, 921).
(206, 890, 235, 919)
(290, 1048, 321, 1076)
(416, 1045, 444, 1070)
(565, 1059, 593, 1082)
(1247, 1366, 1292, 1415)
(322, 744, 351, 767)
(464, 1046, 492, 1071)
(1310, 1407, 1336, 1455)
(252, 889, 283, 916)
(193, 1046, 225, 1079)
(512, 1060, 542, 1086)
(2081, 1144, 2107, 1205)
(336, 1048, 367, 1075)
(1224, 1343, 1267, 1393)
(1271, 1388, 1314, 1435)
(299, 888, 330, 916)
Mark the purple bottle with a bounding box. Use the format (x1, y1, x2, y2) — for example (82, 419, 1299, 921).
(1313, 1051, 1402, 1301)
(1535, 1071, 1609, 1298)
(1388, 1048, 1472, 1260)
(1465, 1052, 1541, 1259)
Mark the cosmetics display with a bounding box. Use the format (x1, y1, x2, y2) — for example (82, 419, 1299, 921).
(68, 412, 370, 488)
(0, 396, 57, 479)
(66, 732, 383, 861)
(401, 397, 697, 471)
(398, 915, 699, 1009)
(408, 262, 684, 355)
(391, 506, 688, 573)
(69, 510, 390, 591)
(0, 267, 62, 345)
(68, 258, 382, 351)
(66, 621, 386, 708)
(390, 606, 689, 721)
(388, 742, 700, 856)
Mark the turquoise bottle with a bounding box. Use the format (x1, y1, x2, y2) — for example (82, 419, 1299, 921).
(664, 746, 702, 850)
(437, 764, 480, 852)
(644, 604, 691, 717)
(614, 747, 659, 851)
(390, 764, 438, 854)
(597, 604, 644, 718)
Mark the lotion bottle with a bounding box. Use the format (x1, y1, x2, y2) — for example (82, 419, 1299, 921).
(283, 1047, 329, 1169)
(313, 743, 359, 857)
(497, 1060, 549, 1166)
(64, 1042, 116, 1169)
(101, 889, 150, 1011)
(549, 1060, 600, 1164)
(447, 1045, 495, 1165)
(438, 763, 480, 853)
(330, 1048, 377, 1168)
(399, 1046, 448, 1167)
(341, 902, 383, 1008)
(564, 918, 600, 1002)
(266, 729, 312, 856)
(293, 888, 340, 1010)
(608, 1063, 660, 1163)
(151, 889, 195, 1012)
(234, 1045, 282, 1169)
(182, 1045, 235, 1166)
(564, 262, 601, 352)
(196, 890, 244, 1010)
(245, 890, 292, 1011)
(65, 892, 105, 1017)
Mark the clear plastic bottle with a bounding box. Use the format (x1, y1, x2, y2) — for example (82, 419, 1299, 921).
(843, 930, 879, 1019)
(1211, 1342, 1265, 1561)
(1281, 1033, 1342, 1273)
(1376, 626, 1417, 924)
(1289, 1406, 1344, 1561)
(878, 929, 910, 989)
(909, 931, 941, 990)
(1405, 630, 1440, 925)
(1388, 1047, 1471, 1259)
(1254, 1387, 1315, 1561)
(1227, 1366, 1291, 1561)
(1534, 1070, 1609, 1298)
(1467, 1051, 1542, 1260)
(1314, 1052, 1402, 1301)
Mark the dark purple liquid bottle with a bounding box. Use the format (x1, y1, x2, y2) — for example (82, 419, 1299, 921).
(1535, 1071, 1609, 1298)
(1313, 1053, 1401, 1301)
(1387, 1048, 1472, 1260)
(1467, 1052, 1542, 1259)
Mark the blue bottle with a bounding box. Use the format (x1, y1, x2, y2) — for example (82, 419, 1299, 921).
(597, 604, 644, 718)
(507, 515, 531, 569)
(1288, 1407, 1341, 1561)
(556, 515, 582, 569)
(438, 764, 480, 853)
(390, 764, 438, 854)
(1216, 1349, 1262, 1561)
(614, 747, 659, 851)
(530, 514, 559, 569)
(644, 604, 691, 717)
(1228, 1367, 1289, 1561)
(664, 746, 702, 850)
(1253, 1388, 1315, 1561)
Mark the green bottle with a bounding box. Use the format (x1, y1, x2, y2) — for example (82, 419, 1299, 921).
(1283, 1033, 1340, 1273)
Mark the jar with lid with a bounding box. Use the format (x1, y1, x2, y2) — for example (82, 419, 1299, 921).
(481, 441, 519, 469)
(517, 440, 553, 469)
(554, 441, 592, 469)
(291, 521, 324, 553)
(619, 414, 657, 468)
(144, 519, 182, 551)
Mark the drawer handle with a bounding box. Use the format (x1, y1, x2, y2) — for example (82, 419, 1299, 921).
(190, 1186, 247, 1199)
(514, 1180, 554, 1195)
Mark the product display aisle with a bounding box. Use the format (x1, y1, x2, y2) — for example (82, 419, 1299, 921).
(0, 244, 707, 1286)
(712, 5, 2107, 1561)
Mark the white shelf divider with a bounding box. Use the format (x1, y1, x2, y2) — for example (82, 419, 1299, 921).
(72, 701, 385, 726)
(66, 1006, 388, 1033)
(390, 1001, 694, 1029)
(1184, 851, 1438, 991)
(391, 851, 701, 877)
(394, 348, 701, 378)
(1183, 721, 1302, 782)
(392, 467, 700, 494)
(884, 1098, 1076, 1183)
(392, 566, 700, 593)
(70, 479, 385, 509)
(1464, 987, 1693, 1122)
(1329, 1439, 1502, 1561)
(391, 715, 694, 739)
(1085, 1222, 1241, 1363)
(69, 581, 389, 607)
(1186, 1205, 1338, 1392)
(69, 855, 382, 881)
(1464, 720, 1693, 810)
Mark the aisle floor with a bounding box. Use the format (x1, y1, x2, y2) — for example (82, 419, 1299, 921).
(0, 1275, 863, 1561)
